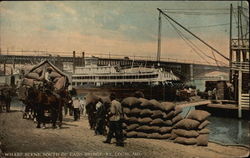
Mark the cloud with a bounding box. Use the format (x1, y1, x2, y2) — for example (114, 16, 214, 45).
(1, 1, 245, 65)
(54, 3, 76, 15)
(119, 24, 137, 31)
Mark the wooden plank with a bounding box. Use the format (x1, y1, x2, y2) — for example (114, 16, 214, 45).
(207, 103, 238, 110)
(212, 100, 237, 104)
(176, 100, 211, 109)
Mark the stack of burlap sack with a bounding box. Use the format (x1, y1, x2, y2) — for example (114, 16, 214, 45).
(172, 110, 211, 146)
(122, 97, 183, 139)
(22, 63, 67, 91)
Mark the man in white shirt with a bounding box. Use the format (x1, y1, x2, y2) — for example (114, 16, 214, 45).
(72, 97, 81, 121)
(103, 93, 124, 146)
(45, 67, 52, 82)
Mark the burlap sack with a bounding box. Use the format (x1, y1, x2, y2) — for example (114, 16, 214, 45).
(122, 97, 141, 107)
(53, 77, 61, 83)
(104, 97, 111, 104)
(150, 118, 164, 125)
(130, 108, 142, 115)
(174, 137, 197, 145)
(126, 124, 139, 131)
(22, 78, 34, 87)
(123, 107, 130, 114)
(159, 127, 172, 134)
(124, 114, 129, 121)
(197, 134, 209, 146)
(152, 110, 164, 118)
(128, 117, 139, 123)
(136, 125, 152, 132)
(138, 117, 152, 124)
(140, 109, 153, 117)
(163, 120, 172, 126)
(149, 99, 163, 110)
(126, 131, 137, 138)
(85, 93, 99, 105)
(160, 133, 172, 139)
(173, 119, 200, 130)
(147, 133, 162, 139)
(50, 71, 61, 78)
(170, 129, 178, 140)
(174, 108, 183, 116)
(25, 72, 40, 80)
(164, 110, 175, 119)
(174, 129, 199, 138)
(54, 77, 66, 90)
(172, 115, 183, 124)
(139, 98, 153, 109)
(122, 123, 127, 129)
(198, 128, 210, 134)
(34, 67, 43, 75)
(198, 120, 210, 129)
(150, 126, 160, 132)
(123, 130, 127, 136)
(136, 132, 148, 138)
(187, 110, 211, 122)
(161, 102, 175, 112)
(136, 126, 159, 133)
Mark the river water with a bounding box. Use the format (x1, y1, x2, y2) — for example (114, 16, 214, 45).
(9, 98, 250, 146)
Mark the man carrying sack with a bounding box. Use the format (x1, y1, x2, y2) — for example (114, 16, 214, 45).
(103, 93, 124, 147)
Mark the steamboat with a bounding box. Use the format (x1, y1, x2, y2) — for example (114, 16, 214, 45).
(70, 57, 183, 100)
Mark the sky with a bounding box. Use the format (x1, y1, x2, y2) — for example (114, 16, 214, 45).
(0, 1, 249, 65)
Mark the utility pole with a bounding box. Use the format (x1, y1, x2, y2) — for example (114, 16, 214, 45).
(229, 4, 233, 81)
(157, 11, 162, 64)
(73, 51, 76, 74)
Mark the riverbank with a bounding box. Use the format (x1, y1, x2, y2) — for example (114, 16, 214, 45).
(0, 111, 249, 158)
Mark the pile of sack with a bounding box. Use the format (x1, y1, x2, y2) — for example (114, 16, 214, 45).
(122, 97, 183, 139)
(172, 110, 211, 146)
(21, 61, 68, 91)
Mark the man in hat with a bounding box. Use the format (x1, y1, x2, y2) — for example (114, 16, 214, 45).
(103, 93, 124, 146)
(44, 67, 54, 91)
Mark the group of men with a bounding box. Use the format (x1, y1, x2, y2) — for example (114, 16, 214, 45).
(85, 93, 125, 147)
(46, 67, 125, 146)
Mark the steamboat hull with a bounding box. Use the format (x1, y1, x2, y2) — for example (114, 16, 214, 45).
(74, 82, 182, 101)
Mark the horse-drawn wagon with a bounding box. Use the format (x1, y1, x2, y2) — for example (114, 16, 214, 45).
(18, 60, 71, 128)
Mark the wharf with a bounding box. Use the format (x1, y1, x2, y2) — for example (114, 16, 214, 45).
(175, 99, 249, 120)
(196, 102, 250, 120)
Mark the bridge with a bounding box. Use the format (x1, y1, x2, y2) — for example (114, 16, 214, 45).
(0, 53, 229, 81)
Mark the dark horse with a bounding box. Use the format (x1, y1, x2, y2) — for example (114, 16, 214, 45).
(0, 87, 14, 113)
(27, 87, 63, 128)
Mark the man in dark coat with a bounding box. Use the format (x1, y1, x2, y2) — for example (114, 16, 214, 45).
(86, 102, 97, 130)
(95, 99, 107, 135)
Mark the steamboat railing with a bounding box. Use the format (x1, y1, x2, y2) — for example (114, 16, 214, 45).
(231, 62, 249, 72)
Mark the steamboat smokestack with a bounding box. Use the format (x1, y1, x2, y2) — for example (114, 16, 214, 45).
(73, 51, 76, 74)
(82, 52, 85, 66)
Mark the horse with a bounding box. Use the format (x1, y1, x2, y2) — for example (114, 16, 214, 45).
(0, 87, 13, 113)
(26, 87, 63, 128)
